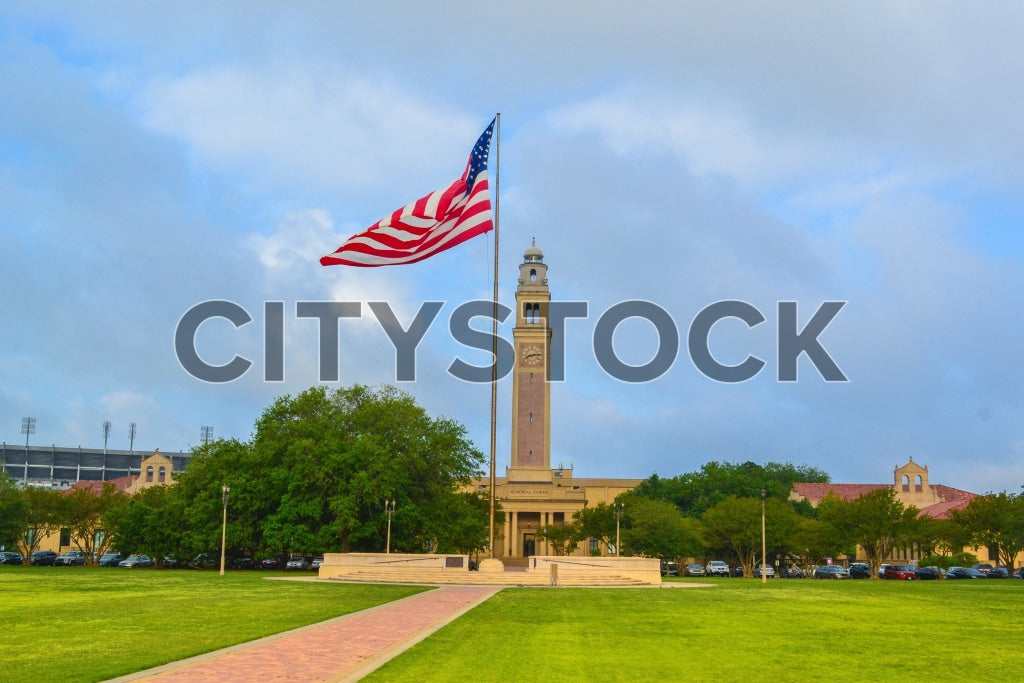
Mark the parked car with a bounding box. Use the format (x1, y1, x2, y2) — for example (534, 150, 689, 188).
(1014, 567, 1024, 579)
(705, 560, 730, 577)
(813, 565, 849, 579)
(848, 562, 871, 579)
(883, 564, 917, 580)
(947, 566, 986, 579)
(878, 564, 891, 579)
(161, 556, 180, 569)
(660, 560, 678, 576)
(781, 565, 805, 578)
(118, 554, 154, 568)
(29, 550, 58, 566)
(971, 563, 994, 576)
(987, 566, 1010, 578)
(731, 565, 744, 577)
(231, 557, 256, 569)
(98, 551, 123, 567)
(914, 566, 943, 580)
(285, 557, 310, 570)
(311, 557, 324, 570)
(187, 553, 219, 569)
(260, 558, 280, 569)
(54, 550, 87, 566)
(684, 562, 705, 577)
(0, 551, 24, 565)
(753, 563, 775, 578)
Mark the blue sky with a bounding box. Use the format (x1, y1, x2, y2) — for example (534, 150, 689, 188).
(2, 2, 1023, 494)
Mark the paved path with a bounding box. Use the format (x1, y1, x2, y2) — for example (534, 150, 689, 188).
(112, 585, 502, 682)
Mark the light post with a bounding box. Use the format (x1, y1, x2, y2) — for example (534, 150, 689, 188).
(760, 488, 767, 585)
(219, 485, 230, 576)
(613, 502, 624, 556)
(384, 499, 396, 554)
(542, 526, 548, 555)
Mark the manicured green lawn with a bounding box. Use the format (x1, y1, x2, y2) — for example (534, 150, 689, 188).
(369, 577, 1024, 681)
(5, 568, 1023, 682)
(0, 566, 425, 682)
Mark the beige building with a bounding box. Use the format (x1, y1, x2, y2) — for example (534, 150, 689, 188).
(790, 458, 977, 520)
(29, 452, 176, 556)
(790, 459, 1016, 566)
(471, 241, 641, 561)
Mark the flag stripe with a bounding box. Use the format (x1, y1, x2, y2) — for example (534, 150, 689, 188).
(321, 120, 495, 267)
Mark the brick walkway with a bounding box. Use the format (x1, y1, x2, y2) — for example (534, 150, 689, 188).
(111, 585, 502, 682)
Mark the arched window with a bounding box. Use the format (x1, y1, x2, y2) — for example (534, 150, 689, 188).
(530, 268, 537, 282)
(158, 466, 166, 482)
(914, 474, 922, 491)
(901, 474, 909, 491)
(146, 466, 154, 482)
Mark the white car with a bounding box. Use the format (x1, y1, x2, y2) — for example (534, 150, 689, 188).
(285, 557, 310, 570)
(705, 560, 730, 577)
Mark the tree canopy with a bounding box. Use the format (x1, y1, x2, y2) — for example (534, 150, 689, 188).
(152, 385, 493, 560)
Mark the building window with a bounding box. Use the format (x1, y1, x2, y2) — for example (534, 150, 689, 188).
(529, 412, 533, 423)
(59, 528, 71, 546)
(158, 466, 166, 482)
(146, 466, 154, 482)
(590, 536, 599, 553)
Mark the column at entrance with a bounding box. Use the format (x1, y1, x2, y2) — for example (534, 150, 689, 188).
(510, 511, 518, 557)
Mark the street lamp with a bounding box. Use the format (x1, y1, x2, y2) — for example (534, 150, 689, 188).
(384, 499, 396, 554)
(219, 485, 230, 576)
(612, 502, 624, 556)
(542, 526, 548, 556)
(760, 488, 767, 584)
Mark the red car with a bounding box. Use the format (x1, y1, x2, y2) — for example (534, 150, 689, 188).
(883, 564, 916, 580)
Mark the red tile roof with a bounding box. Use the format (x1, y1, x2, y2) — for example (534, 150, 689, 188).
(792, 482, 889, 503)
(66, 476, 137, 494)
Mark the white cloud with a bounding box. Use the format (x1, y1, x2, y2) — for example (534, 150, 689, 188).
(138, 65, 481, 196)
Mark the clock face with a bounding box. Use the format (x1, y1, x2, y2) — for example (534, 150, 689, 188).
(520, 344, 543, 367)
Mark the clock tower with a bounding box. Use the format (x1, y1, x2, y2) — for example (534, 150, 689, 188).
(509, 239, 552, 481)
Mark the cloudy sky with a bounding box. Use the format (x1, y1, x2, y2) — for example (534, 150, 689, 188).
(2, 2, 1023, 495)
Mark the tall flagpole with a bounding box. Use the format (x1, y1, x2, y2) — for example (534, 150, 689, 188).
(488, 112, 501, 559)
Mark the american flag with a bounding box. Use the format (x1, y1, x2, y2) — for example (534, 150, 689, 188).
(320, 119, 495, 267)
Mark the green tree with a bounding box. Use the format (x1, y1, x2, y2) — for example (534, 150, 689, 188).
(821, 488, 919, 578)
(951, 492, 1024, 570)
(633, 461, 828, 517)
(0, 472, 28, 549)
(17, 486, 64, 557)
(623, 497, 704, 560)
(702, 495, 801, 576)
(103, 484, 186, 563)
(539, 521, 579, 556)
(60, 484, 129, 564)
(572, 503, 617, 554)
(170, 385, 490, 560)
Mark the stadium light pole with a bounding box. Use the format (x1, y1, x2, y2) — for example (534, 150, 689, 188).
(761, 488, 767, 585)
(219, 485, 230, 576)
(21, 417, 35, 485)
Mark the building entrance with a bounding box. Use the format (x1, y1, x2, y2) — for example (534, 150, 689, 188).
(523, 534, 536, 557)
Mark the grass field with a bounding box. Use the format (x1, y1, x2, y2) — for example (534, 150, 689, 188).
(0, 566, 424, 682)
(3, 568, 1022, 682)
(368, 577, 1024, 681)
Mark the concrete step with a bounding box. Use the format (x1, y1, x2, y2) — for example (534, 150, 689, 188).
(325, 568, 649, 587)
